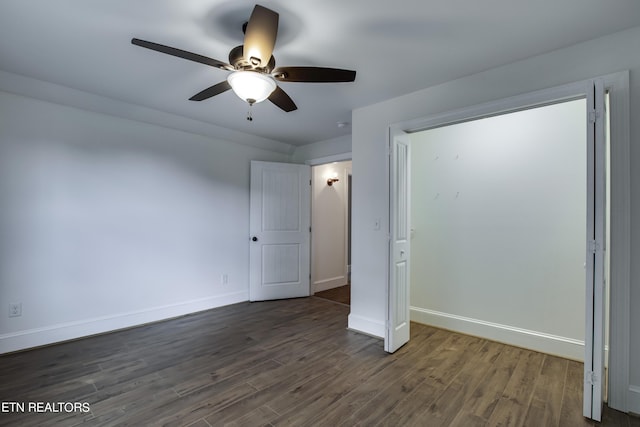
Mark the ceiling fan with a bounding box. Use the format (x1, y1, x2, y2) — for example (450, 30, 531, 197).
(131, 4, 356, 119)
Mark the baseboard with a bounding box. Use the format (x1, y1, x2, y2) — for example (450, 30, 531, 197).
(0, 291, 248, 354)
(313, 276, 347, 293)
(410, 306, 585, 361)
(629, 385, 640, 415)
(348, 313, 384, 339)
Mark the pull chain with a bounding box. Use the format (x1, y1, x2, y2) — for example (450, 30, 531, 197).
(246, 101, 254, 122)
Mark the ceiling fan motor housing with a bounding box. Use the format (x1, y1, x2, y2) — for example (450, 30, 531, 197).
(229, 45, 275, 73)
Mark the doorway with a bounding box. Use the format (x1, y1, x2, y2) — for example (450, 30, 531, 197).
(408, 98, 592, 361)
(386, 74, 633, 419)
(311, 161, 352, 305)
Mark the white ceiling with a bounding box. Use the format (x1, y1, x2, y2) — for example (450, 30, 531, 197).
(1, 0, 639, 147)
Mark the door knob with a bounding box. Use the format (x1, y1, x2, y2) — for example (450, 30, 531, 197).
(252, 236, 258, 242)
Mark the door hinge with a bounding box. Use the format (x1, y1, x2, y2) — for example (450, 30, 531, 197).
(588, 240, 599, 253)
(588, 109, 600, 124)
(585, 371, 598, 385)
(309, 226, 312, 233)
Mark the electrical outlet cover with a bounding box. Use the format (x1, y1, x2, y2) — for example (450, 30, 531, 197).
(9, 303, 22, 317)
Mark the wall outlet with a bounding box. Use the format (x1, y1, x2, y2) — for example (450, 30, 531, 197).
(221, 274, 229, 285)
(9, 303, 22, 317)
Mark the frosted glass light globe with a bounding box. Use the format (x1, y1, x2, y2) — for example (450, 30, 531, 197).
(227, 71, 277, 104)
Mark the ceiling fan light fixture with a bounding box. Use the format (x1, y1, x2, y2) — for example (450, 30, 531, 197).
(227, 71, 276, 104)
(131, 5, 354, 114)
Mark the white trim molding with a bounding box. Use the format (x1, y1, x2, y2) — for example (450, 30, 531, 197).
(628, 386, 640, 415)
(0, 291, 248, 354)
(313, 276, 348, 293)
(411, 307, 585, 361)
(348, 313, 385, 338)
(305, 152, 352, 166)
(603, 70, 631, 413)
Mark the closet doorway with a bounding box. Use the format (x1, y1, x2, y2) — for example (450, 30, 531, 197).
(386, 73, 634, 420)
(408, 98, 594, 360)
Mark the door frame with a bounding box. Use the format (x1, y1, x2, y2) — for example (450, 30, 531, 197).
(308, 159, 352, 294)
(386, 71, 630, 413)
(305, 153, 353, 297)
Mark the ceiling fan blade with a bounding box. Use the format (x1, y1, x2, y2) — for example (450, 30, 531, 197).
(131, 38, 232, 71)
(273, 67, 356, 83)
(189, 81, 232, 101)
(243, 5, 279, 68)
(268, 86, 297, 112)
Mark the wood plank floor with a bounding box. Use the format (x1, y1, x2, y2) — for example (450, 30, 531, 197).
(0, 297, 637, 426)
(313, 285, 350, 306)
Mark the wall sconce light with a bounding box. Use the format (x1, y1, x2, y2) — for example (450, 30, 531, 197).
(327, 172, 340, 186)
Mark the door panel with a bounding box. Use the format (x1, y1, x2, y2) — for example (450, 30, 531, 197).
(386, 131, 411, 353)
(584, 78, 606, 421)
(250, 161, 311, 301)
(262, 244, 301, 285)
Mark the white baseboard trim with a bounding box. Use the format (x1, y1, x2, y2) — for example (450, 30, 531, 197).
(348, 313, 384, 339)
(0, 291, 248, 354)
(629, 385, 640, 415)
(410, 306, 584, 361)
(313, 276, 348, 293)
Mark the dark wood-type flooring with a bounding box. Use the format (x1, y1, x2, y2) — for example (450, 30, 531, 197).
(0, 297, 637, 426)
(313, 284, 350, 306)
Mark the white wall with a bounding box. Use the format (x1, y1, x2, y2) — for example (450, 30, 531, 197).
(311, 161, 351, 292)
(0, 90, 289, 353)
(351, 25, 640, 412)
(409, 100, 586, 360)
(292, 135, 351, 164)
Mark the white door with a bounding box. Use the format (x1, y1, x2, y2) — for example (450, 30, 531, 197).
(385, 131, 411, 353)
(584, 79, 606, 421)
(249, 161, 311, 301)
